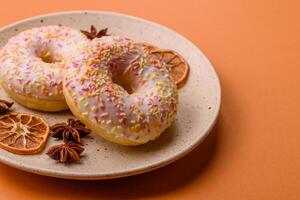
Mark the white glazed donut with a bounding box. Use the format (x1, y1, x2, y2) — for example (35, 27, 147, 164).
(0, 26, 89, 111)
(63, 36, 178, 145)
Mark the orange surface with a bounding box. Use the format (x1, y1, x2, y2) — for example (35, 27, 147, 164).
(0, 0, 299, 199)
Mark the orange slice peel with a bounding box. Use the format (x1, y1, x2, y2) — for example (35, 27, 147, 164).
(0, 113, 49, 154)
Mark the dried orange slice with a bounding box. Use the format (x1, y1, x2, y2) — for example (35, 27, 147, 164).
(151, 50, 189, 88)
(0, 113, 49, 154)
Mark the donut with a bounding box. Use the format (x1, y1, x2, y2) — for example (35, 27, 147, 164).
(0, 26, 89, 112)
(63, 36, 178, 145)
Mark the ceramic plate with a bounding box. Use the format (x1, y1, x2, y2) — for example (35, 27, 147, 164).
(0, 11, 221, 180)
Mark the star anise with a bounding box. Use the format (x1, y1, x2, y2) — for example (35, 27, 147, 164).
(0, 99, 13, 114)
(50, 119, 91, 143)
(80, 25, 108, 40)
(46, 142, 84, 163)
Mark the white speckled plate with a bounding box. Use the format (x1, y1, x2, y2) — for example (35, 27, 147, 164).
(0, 11, 221, 180)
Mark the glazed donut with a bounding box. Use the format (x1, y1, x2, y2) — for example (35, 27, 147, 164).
(63, 36, 178, 145)
(0, 26, 89, 112)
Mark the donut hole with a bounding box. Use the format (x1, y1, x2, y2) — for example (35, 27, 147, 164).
(36, 47, 62, 64)
(111, 73, 134, 94)
(109, 54, 138, 94)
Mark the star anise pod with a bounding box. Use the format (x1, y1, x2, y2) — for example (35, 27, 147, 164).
(80, 25, 108, 40)
(50, 119, 91, 143)
(0, 99, 13, 114)
(46, 142, 84, 163)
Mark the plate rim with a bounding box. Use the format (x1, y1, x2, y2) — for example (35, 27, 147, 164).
(0, 10, 221, 180)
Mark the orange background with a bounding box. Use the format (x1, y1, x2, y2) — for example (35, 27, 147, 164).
(0, 0, 299, 199)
